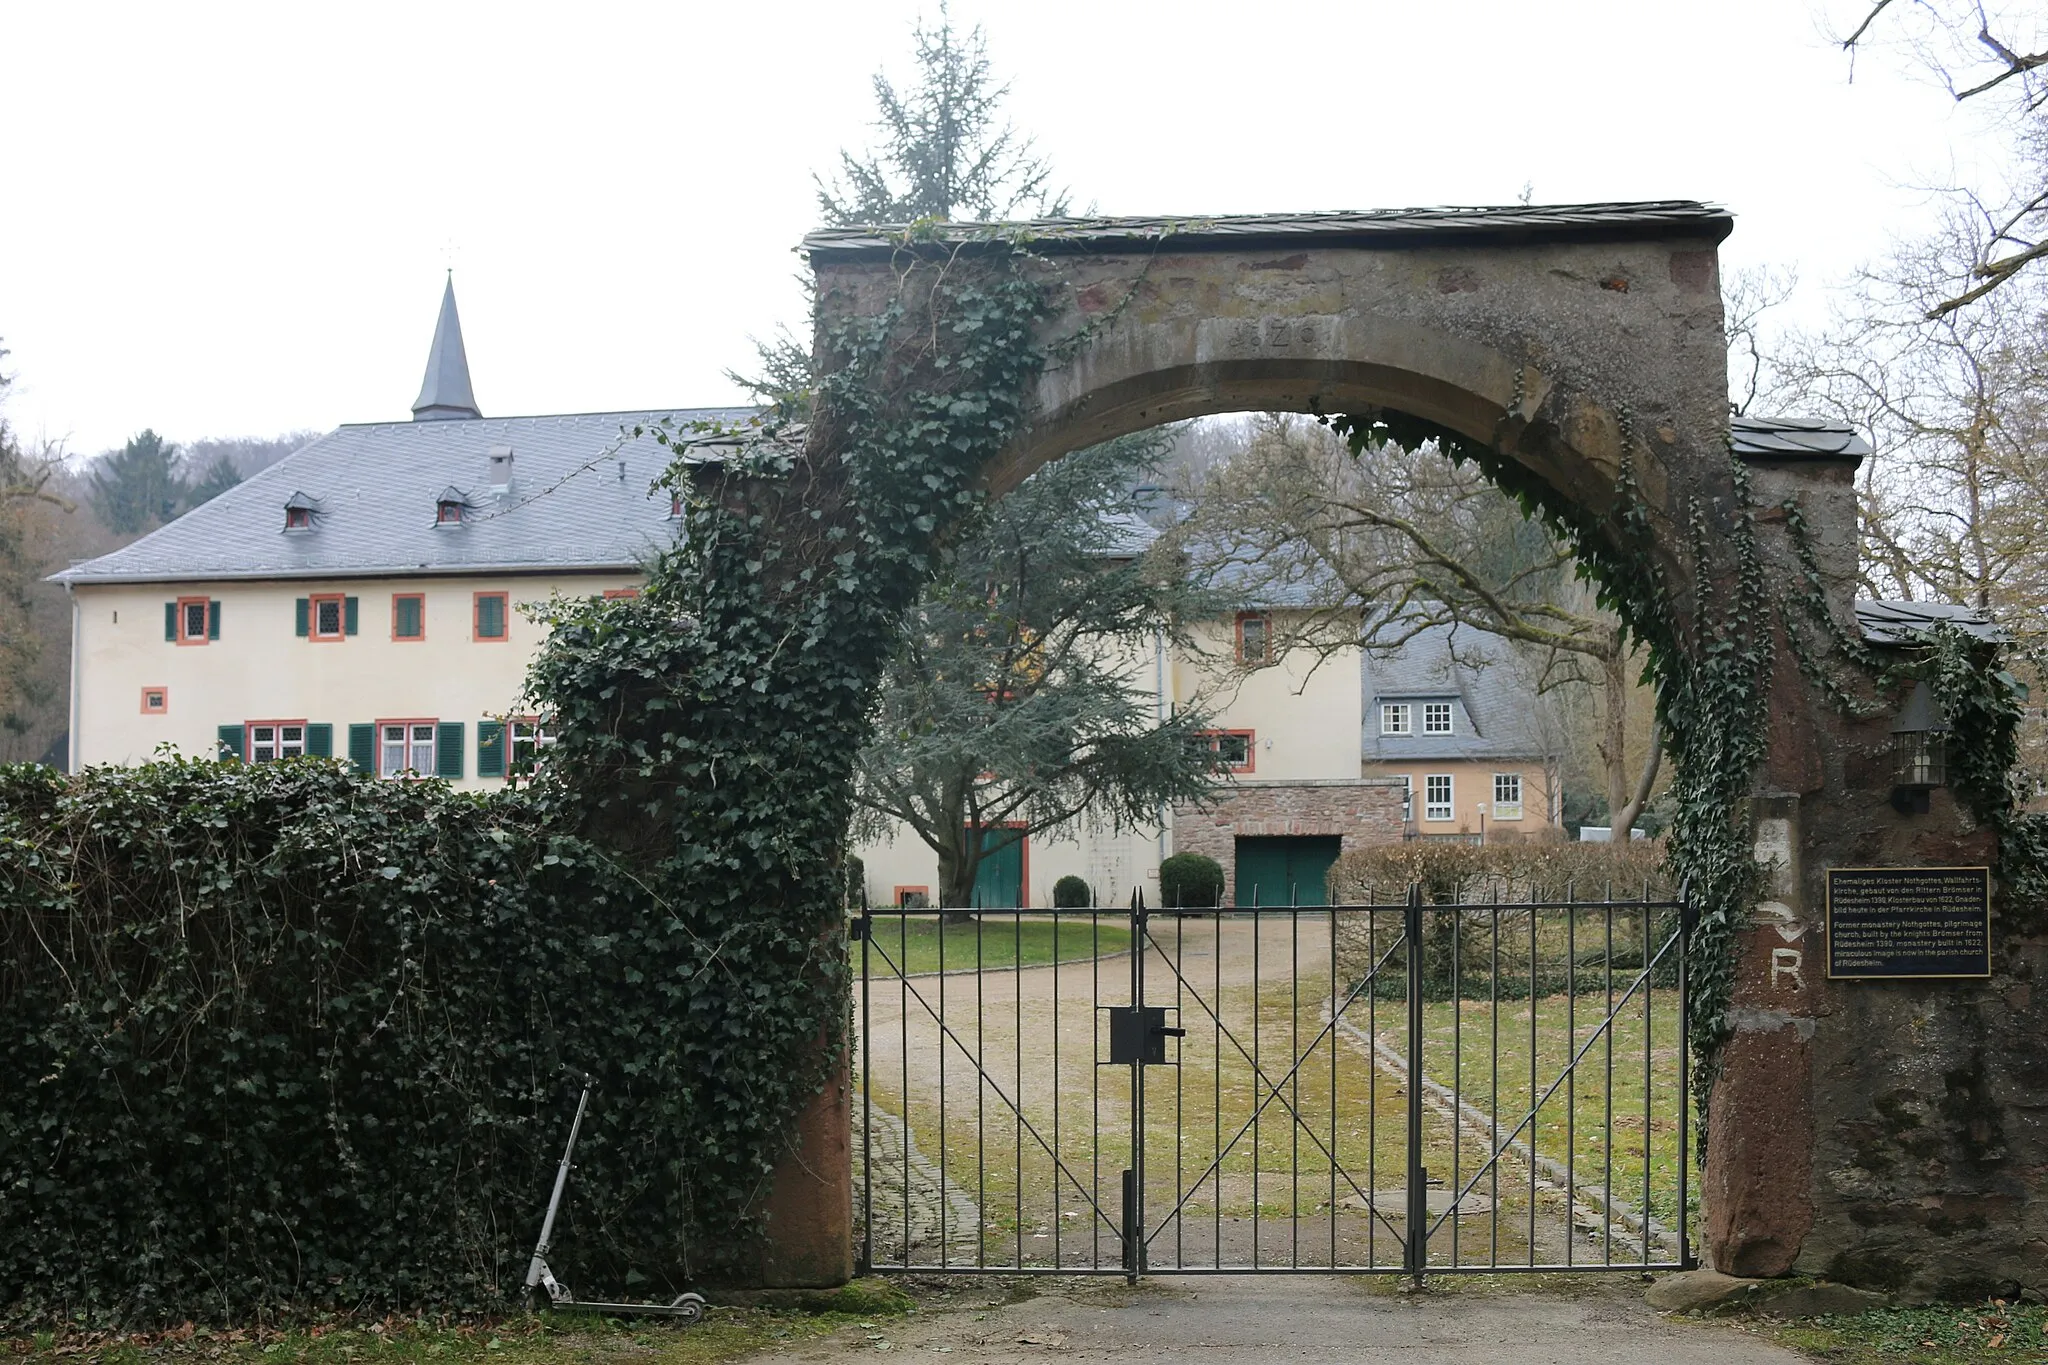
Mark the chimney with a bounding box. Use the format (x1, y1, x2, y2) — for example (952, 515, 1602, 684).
(487, 445, 514, 491)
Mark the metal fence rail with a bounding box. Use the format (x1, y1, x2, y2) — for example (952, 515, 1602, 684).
(853, 887, 1693, 1282)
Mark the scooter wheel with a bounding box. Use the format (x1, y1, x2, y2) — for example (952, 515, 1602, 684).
(670, 1293, 706, 1323)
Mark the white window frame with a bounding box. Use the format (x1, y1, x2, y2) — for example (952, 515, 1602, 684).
(1423, 701, 1454, 735)
(1424, 773, 1454, 822)
(248, 722, 306, 764)
(1380, 703, 1411, 736)
(1493, 772, 1524, 820)
(379, 721, 437, 778)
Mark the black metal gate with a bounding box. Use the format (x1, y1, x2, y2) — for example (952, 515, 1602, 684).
(854, 886, 1694, 1280)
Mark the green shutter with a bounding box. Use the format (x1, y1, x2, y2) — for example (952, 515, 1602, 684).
(216, 725, 244, 762)
(295, 598, 310, 637)
(306, 723, 333, 758)
(347, 723, 375, 775)
(344, 596, 359, 635)
(165, 602, 177, 641)
(476, 721, 505, 778)
(207, 600, 220, 640)
(436, 721, 464, 779)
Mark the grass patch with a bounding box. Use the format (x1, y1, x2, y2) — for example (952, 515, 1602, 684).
(2, 1306, 867, 1365)
(1760, 1300, 2046, 1362)
(861, 914, 1131, 977)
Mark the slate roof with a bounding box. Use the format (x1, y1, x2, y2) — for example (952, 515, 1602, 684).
(1856, 599, 2004, 645)
(803, 201, 1733, 260)
(1730, 416, 1872, 463)
(1360, 623, 1557, 763)
(54, 409, 757, 585)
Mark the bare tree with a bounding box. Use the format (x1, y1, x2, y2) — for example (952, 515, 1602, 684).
(1837, 1, 2048, 315)
(1175, 416, 1666, 839)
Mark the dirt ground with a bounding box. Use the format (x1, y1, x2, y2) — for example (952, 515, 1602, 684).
(740, 1274, 1808, 1365)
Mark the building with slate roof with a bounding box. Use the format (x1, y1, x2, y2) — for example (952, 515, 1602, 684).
(56, 279, 753, 784)
(1360, 623, 1563, 840)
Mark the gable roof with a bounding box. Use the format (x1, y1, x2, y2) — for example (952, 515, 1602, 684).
(1360, 622, 1557, 762)
(54, 408, 755, 585)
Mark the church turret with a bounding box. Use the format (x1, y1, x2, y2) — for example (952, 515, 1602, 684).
(411, 275, 482, 421)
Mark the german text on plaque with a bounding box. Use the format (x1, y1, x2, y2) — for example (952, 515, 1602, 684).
(1824, 866, 1992, 980)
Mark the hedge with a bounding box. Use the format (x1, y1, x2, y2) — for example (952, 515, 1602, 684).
(0, 757, 834, 1325)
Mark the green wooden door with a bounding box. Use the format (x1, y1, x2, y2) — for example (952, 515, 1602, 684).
(970, 827, 1025, 908)
(1233, 835, 1342, 907)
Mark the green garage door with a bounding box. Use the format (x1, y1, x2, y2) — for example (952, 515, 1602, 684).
(1234, 835, 1342, 907)
(970, 827, 1025, 908)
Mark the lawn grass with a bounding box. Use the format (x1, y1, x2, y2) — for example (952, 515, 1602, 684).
(1760, 1300, 2047, 1362)
(859, 913, 1132, 977)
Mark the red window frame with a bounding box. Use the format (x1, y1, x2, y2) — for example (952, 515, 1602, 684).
(602, 588, 640, 600)
(175, 596, 211, 645)
(437, 500, 464, 525)
(245, 718, 309, 764)
(473, 591, 510, 642)
(1197, 728, 1256, 773)
(284, 507, 312, 531)
(893, 886, 929, 909)
(1235, 611, 1273, 665)
(308, 592, 347, 642)
(140, 686, 169, 715)
(392, 592, 426, 641)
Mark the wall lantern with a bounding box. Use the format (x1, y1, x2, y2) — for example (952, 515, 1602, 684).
(1889, 680, 1949, 815)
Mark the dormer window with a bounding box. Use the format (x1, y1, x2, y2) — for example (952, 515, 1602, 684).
(436, 486, 468, 526)
(283, 491, 318, 532)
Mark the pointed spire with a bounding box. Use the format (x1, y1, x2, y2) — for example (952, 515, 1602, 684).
(411, 273, 481, 421)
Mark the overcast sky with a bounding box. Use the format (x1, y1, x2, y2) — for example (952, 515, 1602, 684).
(0, 1, 2004, 458)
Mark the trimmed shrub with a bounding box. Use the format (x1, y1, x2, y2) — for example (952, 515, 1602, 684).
(1158, 852, 1224, 909)
(845, 852, 867, 907)
(1052, 874, 1092, 908)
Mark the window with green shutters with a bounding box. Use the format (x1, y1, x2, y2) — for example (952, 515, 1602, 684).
(473, 591, 508, 641)
(307, 723, 333, 758)
(216, 724, 244, 761)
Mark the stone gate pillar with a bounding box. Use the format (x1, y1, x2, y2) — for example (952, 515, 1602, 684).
(1711, 438, 2042, 1301)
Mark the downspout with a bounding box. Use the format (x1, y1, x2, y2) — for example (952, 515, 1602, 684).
(66, 586, 81, 773)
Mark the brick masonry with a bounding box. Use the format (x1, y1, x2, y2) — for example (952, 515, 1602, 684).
(1171, 779, 1408, 905)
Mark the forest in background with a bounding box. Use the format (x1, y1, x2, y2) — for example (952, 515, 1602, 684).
(0, 372, 313, 766)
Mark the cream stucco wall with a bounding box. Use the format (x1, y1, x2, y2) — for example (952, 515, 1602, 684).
(1174, 614, 1363, 782)
(70, 571, 638, 788)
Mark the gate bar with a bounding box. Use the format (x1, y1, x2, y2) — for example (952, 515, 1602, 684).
(1404, 882, 1427, 1283)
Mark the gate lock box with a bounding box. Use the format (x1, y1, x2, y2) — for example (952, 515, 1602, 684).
(1104, 1004, 1186, 1065)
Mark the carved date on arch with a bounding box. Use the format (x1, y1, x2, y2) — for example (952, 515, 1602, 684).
(1224, 317, 1333, 355)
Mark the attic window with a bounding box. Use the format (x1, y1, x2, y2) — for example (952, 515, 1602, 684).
(437, 500, 464, 525)
(285, 507, 312, 531)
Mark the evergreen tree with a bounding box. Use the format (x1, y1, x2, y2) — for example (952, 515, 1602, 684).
(816, 3, 1066, 225)
(852, 433, 1225, 911)
(89, 429, 185, 534)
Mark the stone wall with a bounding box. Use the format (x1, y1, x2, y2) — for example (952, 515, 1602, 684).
(1170, 779, 1408, 905)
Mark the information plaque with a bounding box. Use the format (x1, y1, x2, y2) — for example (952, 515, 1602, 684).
(1824, 866, 1992, 980)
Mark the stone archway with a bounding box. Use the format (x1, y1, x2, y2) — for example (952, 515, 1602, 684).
(790, 204, 2038, 1298)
